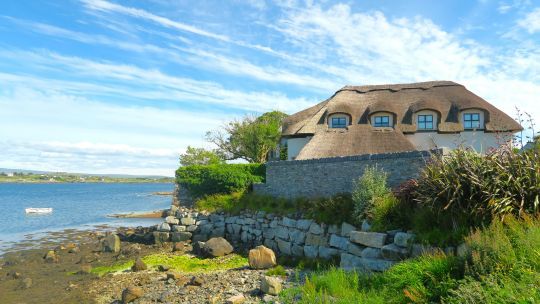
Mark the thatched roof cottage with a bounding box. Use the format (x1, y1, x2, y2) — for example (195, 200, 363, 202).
(281, 81, 521, 161)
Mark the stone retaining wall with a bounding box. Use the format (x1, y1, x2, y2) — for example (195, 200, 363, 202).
(153, 206, 460, 272)
(253, 149, 444, 199)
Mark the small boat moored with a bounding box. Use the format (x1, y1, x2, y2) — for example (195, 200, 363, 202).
(25, 208, 53, 214)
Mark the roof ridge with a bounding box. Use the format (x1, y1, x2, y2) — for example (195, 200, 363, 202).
(339, 80, 462, 93)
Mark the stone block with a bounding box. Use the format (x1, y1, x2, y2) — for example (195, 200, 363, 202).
(153, 232, 170, 245)
(210, 227, 225, 238)
(361, 247, 382, 259)
(158, 222, 171, 232)
(289, 229, 306, 245)
(341, 222, 356, 237)
(291, 244, 304, 257)
(329, 234, 350, 251)
(381, 244, 409, 260)
(263, 239, 277, 252)
(361, 258, 396, 272)
(232, 224, 242, 235)
(171, 225, 186, 232)
(296, 219, 313, 231)
(347, 243, 364, 257)
(274, 226, 289, 240)
(186, 225, 198, 232)
(309, 222, 324, 235)
(276, 239, 291, 255)
(318, 246, 339, 259)
(340, 253, 363, 270)
(282, 217, 297, 228)
(180, 217, 196, 226)
(304, 245, 319, 258)
(305, 233, 328, 247)
(262, 229, 275, 240)
(350, 231, 387, 248)
(171, 232, 192, 242)
(393, 232, 415, 247)
(165, 216, 179, 225)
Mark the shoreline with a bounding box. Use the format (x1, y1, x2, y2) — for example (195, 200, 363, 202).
(107, 209, 167, 218)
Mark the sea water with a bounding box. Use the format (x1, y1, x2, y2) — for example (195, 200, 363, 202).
(0, 183, 173, 252)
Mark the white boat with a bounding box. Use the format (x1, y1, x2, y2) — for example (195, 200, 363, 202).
(25, 208, 53, 214)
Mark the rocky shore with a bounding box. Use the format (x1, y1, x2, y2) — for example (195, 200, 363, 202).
(0, 221, 295, 303)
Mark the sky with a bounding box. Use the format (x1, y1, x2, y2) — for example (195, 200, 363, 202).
(0, 0, 539, 176)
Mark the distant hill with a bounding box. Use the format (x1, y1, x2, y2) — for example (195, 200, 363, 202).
(0, 168, 170, 179)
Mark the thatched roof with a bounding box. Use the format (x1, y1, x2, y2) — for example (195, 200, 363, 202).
(283, 81, 522, 160)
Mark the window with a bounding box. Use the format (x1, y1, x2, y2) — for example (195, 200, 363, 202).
(373, 116, 390, 127)
(463, 113, 481, 129)
(418, 114, 434, 130)
(331, 117, 347, 128)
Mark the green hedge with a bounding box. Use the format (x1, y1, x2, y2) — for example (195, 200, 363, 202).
(175, 163, 265, 198)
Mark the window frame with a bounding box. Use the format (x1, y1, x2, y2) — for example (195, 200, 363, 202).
(330, 117, 347, 128)
(417, 114, 434, 130)
(373, 115, 390, 127)
(463, 113, 481, 129)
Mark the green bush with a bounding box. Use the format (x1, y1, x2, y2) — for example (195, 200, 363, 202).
(352, 166, 391, 222)
(371, 194, 414, 232)
(175, 163, 265, 198)
(300, 193, 357, 225)
(415, 148, 540, 229)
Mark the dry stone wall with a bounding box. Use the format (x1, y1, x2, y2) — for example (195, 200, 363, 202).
(154, 206, 459, 273)
(253, 149, 444, 198)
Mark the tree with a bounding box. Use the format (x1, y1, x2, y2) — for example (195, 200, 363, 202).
(206, 111, 288, 163)
(179, 146, 225, 166)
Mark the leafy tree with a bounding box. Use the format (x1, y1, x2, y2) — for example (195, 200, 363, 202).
(206, 111, 288, 163)
(179, 146, 225, 166)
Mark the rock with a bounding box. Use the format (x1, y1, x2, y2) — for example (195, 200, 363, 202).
(340, 253, 395, 272)
(171, 232, 192, 242)
(328, 224, 340, 234)
(260, 275, 282, 295)
(393, 232, 415, 247)
(226, 294, 246, 304)
(319, 246, 339, 259)
(158, 265, 171, 272)
(411, 244, 440, 257)
(274, 227, 289, 240)
(289, 229, 306, 245)
(203, 237, 233, 257)
(308, 222, 324, 234)
(44, 250, 58, 263)
(341, 222, 356, 237)
(165, 216, 179, 225)
(276, 239, 291, 255)
(153, 232, 170, 245)
(7, 270, 21, 279)
(172, 242, 186, 252)
(340, 252, 363, 270)
(190, 276, 205, 286)
(131, 257, 147, 271)
(329, 234, 350, 250)
(296, 219, 313, 231)
(158, 222, 171, 232)
(262, 294, 276, 303)
(361, 258, 396, 272)
(122, 286, 143, 303)
(282, 217, 297, 228)
(381, 244, 409, 260)
(180, 217, 196, 226)
(305, 233, 328, 247)
(19, 278, 32, 289)
(304, 245, 319, 258)
(291, 244, 304, 257)
(172, 225, 186, 232)
(347, 243, 364, 257)
(102, 234, 121, 253)
(349, 231, 387, 248)
(166, 271, 184, 280)
(248, 245, 276, 269)
(361, 247, 382, 259)
(68, 246, 80, 254)
(361, 220, 371, 232)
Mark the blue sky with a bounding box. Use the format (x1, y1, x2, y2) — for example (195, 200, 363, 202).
(1, 0, 539, 176)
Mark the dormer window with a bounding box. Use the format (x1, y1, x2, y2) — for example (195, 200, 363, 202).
(373, 116, 390, 127)
(331, 117, 347, 128)
(418, 115, 434, 130)
(464, 113, 481, 129)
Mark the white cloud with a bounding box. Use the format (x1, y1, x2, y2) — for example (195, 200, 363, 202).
(518, 7, 540, 33)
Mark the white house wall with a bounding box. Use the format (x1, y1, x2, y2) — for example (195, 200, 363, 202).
(287, 137, 311, 160)
(405, 131, 512, 153)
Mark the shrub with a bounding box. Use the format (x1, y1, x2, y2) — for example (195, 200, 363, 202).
(266, 265, 287, 277)
(352, 166, 391, 222)
(175, 163, 265, 198)
(371, 194, 414, 231)
(415, 147, 540, 231)
(301, 193, 357, 225)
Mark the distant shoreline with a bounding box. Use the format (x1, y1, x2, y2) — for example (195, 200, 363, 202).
(0, 181, 174, 184)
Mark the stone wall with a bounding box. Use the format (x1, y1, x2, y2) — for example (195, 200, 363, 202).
(154, 206, 461, 273)
(253, 149, 444, 199)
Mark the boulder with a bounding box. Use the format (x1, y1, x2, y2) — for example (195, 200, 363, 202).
(102, 234, 121, 253)
(203, 237, 233, 257)
(393, 232, 415, 247)
(349, 231, 387, 248)
(172, 225, 186, 232)
(248, 245, 276, 269)
(180, 217, 196, 225)
(165, 216, 179, 225)
(44, 250, 58, 263)
(131, 257, 147, 271)
(158, 222, 171, 232)
(276, 239, 291, 255)
(121, 286, 143, 303)
(260, 276, 282, 295)
(329, 234, 349, 250)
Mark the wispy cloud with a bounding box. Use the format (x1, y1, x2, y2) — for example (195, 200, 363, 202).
(518, 7, 540, 33)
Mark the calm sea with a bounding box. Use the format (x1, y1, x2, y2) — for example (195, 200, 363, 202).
(0, 183, 173, 253)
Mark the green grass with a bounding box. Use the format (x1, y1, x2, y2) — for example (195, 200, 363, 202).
(266, 265, 287, 277)
(88, 253, 249, 276)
